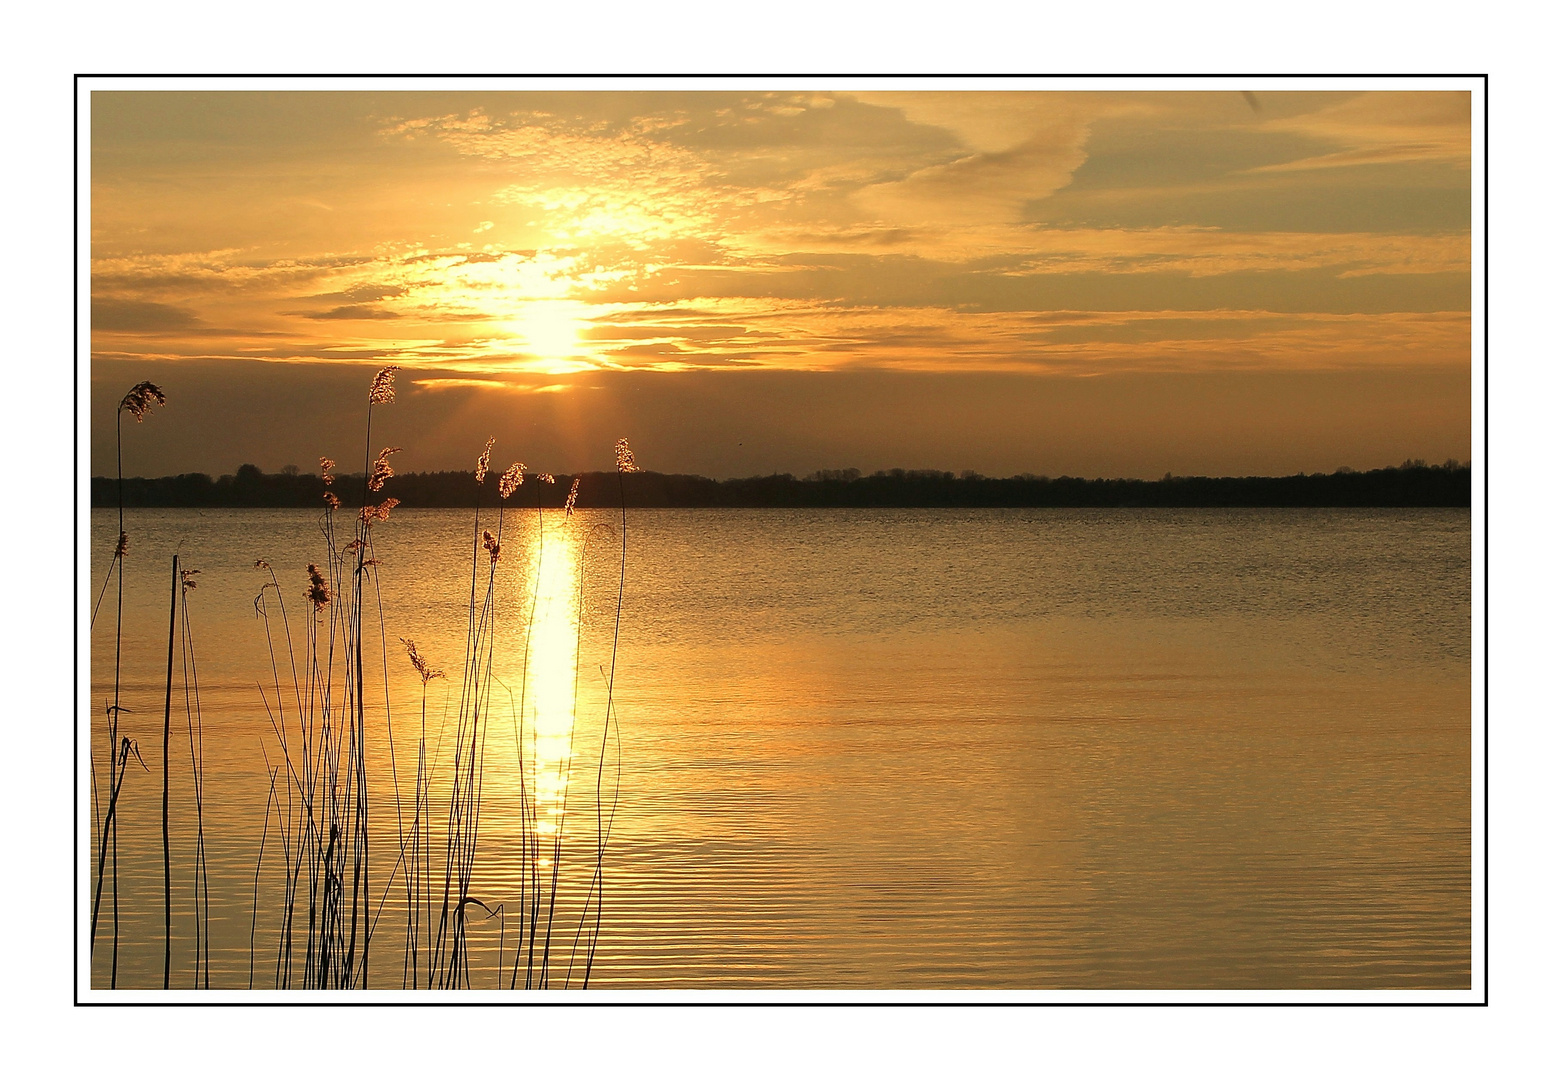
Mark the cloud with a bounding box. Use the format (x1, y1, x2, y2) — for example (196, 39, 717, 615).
(846, 93, 1105, 229)
(849, 92, 1111, 155)
(90, 91, 1472, 389)
(92, 297, 202, 331)
(295, 305, 402, 320)
(302, 283, 408, 304)
(1251, 91, 1471, 173)
(93, 252, 377, 299)
(411, 377, 572, 393)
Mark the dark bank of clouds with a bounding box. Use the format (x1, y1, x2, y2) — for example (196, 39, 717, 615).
(295, 305, 403, 320)
(90, 358, 1470, 484)
(91, 298, 203, 332)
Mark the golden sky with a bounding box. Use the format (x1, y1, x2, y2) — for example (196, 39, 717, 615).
(91, 88, 1472, 479)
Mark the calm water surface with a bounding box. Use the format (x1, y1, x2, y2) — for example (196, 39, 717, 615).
(86, 507, 1471, 990)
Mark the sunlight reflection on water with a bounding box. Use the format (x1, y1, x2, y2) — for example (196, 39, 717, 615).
(527, 527, 580, 864)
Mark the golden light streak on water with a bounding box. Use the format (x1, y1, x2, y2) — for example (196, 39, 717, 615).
(523, 524, 580, 869)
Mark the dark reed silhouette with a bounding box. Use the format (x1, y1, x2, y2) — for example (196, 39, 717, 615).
(91, 380, 165, 989)
(234, 367, 628, 990)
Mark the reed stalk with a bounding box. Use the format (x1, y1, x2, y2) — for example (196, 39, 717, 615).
(93, 381, 163, 988)
(108, 407, 124, 983)
(507, 472, 546, 989)
(162, 555, 177, 988)
(575, 440, 637, 987)
(178, 563, 210, 987)
(250, 767, 276, 989)
(89, 737, 145, 964)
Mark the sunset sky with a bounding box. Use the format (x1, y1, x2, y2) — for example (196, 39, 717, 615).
(89, 86, 1472, 480)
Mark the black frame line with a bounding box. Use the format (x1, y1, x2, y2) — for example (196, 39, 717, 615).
(73, 71, 1490, 1007)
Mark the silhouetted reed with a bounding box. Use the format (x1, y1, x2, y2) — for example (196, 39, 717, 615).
(244, 364, 404, 987)
(101, 365, 634, 990)
(161, 554, 176, 987)
(153, 556, 211, 988)
(91, 380, 164, 988)
(90, 734, 146, 985)
(178, 564, 210, 987)
(581, 440, 636, 985)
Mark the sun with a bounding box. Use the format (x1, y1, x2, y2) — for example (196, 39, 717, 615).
(511, 300, 588, 372)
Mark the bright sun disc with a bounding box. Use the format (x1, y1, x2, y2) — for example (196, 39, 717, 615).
(513, 300, 585, 369)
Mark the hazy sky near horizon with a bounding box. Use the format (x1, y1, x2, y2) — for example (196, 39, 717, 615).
(90, 87, 1472, 479)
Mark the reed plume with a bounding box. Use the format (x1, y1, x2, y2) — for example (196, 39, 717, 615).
(305, 564, 331, 610)
(360, 498, 400, 524)
(368, 366, 397, 404)
(119, 381, 166, 421)
(499, 464, 526, 500)
(400, 637, 444, 685)
(368, 447, 402, 493)
(482, 530, 501, 563)
(565, 477, 580, 517)
(476, 437, 496, 484)
(320, 458, 336, 486)
(614, 438, 638, 473)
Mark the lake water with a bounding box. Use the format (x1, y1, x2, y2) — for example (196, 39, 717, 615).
(85, 506, 1471, 990)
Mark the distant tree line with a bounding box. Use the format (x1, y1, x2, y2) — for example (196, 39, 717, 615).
(93, 459, 1471, 508)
